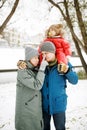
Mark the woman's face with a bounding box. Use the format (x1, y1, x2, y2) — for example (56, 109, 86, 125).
(30, 56, 39, 66)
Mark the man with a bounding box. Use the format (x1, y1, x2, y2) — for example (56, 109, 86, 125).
(39, 41, 78, 130)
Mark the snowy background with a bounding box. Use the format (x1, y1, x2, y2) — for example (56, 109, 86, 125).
(0, 47, 85, 84)
(0, 0, 87, 129)
(0, 47, 85, 70)
(0, 48, 87, 130)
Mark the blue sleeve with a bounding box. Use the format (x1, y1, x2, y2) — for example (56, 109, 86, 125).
(65, 62, 78, 84)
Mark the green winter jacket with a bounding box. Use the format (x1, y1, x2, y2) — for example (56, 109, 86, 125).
(15, 62, 45, 130)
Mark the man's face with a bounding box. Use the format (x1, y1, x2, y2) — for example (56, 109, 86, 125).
(42, 51, 56, 62)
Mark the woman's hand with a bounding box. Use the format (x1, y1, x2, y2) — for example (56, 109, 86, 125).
(39, 54, 48, 72)
(42, 53, 46, 61)
(17, 60, 27, 69)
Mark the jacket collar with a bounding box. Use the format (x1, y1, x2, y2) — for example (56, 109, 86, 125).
(49, 58, 57, 67)
(26, 61, 39, 72)
(26, 61, 34, 69)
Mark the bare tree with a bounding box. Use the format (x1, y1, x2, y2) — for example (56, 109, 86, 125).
(0, 0, 7, 8)
(74, 0, 87, 53)
(48, 0, 87, 74)
(0, 0, 20, 34)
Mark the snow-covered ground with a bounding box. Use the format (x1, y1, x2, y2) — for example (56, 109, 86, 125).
(0, 80, 87, 130)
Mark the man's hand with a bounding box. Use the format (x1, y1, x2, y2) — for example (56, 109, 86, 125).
(58, 63, 69, 73)
(17, 60, 27, 69)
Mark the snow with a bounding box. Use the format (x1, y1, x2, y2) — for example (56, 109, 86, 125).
(0, 80, 87, 130)
(0, 82, 16, 130)
(0, 48, 24, 69)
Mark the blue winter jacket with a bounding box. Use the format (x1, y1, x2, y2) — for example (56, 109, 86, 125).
(42, 62, 78, 115)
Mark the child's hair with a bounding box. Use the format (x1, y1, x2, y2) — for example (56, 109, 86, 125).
(45, 23, 65, 37)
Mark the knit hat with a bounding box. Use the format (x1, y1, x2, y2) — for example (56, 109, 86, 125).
(40, 41, 56, 53)
(25, 46, 39, 61)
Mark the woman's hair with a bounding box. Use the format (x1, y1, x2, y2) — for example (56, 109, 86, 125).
(45, 24, 65, 37)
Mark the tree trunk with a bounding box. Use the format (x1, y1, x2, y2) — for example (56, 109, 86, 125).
(70, 29, 87, 74)
(74, 0, 87, 53)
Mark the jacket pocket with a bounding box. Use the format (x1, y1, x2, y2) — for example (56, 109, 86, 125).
(53, 94, 67, 111)
(24, 94, 41, 116)
(25, 94, 38, 104)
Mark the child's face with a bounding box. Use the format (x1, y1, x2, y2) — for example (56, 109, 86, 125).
(48, 29, 56, 37)
(30, 56, 39, 66)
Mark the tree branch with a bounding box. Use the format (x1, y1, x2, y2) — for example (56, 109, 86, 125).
(0, 0, 20, 34)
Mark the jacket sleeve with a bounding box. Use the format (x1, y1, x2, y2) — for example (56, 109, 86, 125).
(17, 69, 45, 90)
(65, 62, 78, 84)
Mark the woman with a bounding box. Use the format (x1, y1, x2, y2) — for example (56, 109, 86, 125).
(15, 46, 48, 130)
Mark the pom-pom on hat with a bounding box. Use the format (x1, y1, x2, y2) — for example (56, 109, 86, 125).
(40, 41, 56, 53)
(25, 46, 39, 61)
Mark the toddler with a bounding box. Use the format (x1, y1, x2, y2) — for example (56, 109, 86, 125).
(39, 24, 72, 65)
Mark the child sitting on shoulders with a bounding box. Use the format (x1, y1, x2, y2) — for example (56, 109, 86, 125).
(39, 23, 72, 66)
